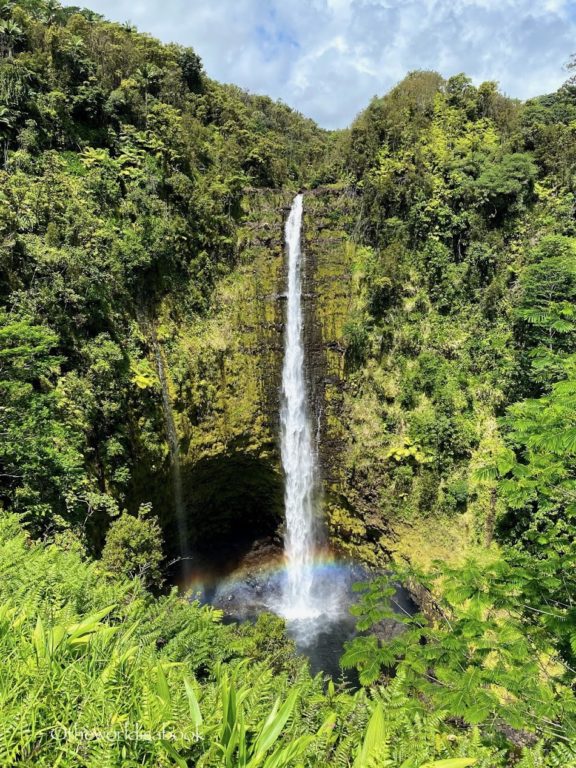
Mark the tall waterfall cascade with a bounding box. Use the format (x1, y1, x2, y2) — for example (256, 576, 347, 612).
(206, 191, 416, 672)
(279, 193, 322, 621)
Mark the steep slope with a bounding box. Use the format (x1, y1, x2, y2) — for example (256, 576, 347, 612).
(329, 72, 576, 567)
(148, 186, 358, 563)
(0, 0, 333, 557)
(153, 190, 291, 556)
(2, 1, 576, 583)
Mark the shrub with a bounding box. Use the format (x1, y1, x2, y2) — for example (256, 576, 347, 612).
(101, 504, 164, 588)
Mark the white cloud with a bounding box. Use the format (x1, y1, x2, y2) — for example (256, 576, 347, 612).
(62, 0, 576, 128)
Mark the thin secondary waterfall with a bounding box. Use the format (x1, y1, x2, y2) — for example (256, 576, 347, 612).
(280, 193, 319, 620)
(154, 343, 189, 577)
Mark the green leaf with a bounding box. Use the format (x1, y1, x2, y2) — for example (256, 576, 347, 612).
(419, 760, 477, 768)
(249, 688, 299, 764)
(354, 703, 389, 768)
(184, 677, 203, 729)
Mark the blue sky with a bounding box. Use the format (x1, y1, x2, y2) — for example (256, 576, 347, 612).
(62, 0, 576, 129)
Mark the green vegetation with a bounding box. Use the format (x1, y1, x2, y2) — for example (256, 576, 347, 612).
(101, 503, 164, 587)
(0, 0, 331, 552)
(0, 511, 501, 766)
(333, 71, 576, 562)
(335, 70, 576, 757)
(2, 0, 576, 763)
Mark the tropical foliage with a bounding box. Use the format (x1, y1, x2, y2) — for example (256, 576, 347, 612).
(0, 511, 506, 766)
(2, 0, 576, 764)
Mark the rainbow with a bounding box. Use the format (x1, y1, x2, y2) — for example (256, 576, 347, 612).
(179, 548, 365, 611)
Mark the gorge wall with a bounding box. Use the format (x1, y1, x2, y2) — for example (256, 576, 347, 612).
(139, 181, 486, 572)
(144, 187, 365, 564)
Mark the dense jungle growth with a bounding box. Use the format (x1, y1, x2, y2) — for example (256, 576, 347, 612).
(1, 0, 576, 764)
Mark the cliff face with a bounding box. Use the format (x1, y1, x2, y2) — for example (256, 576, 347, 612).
(148, 187, 362, 561)
(136, 185, 482, 570)
(301, 188, 356, 482)
(301, 190, 398, 564)
(154, 190, 289, 556)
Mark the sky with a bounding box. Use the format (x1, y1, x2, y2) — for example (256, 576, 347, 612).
(62, 0, 576, 129)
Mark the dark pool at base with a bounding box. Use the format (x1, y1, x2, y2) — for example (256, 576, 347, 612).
(287, 614, 359, 681)
(196, 561, 417, 683)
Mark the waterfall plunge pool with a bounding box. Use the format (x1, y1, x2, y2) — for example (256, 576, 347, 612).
(189, 553, 417, 683)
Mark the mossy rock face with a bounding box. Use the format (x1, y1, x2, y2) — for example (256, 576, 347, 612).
(148, 185, 476, 569)
(146, 187, 363, 558)
(300, 188, 358, 484)
(153, 190, 292, 555)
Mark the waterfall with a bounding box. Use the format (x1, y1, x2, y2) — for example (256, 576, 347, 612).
(280, 193, 319, 620)
(153, 342, 189, 577)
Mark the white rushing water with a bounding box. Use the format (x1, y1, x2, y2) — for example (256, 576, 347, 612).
(280, 193, 320, 621)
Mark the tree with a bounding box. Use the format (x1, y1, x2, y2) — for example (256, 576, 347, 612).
(0, 19, 22, 58)
(0, 104, 14, 165)
(514, 236, 576, 387)
(472, 152, 536, 222)
(135, 63, 162, 126)
(101, 504, 164, 588)
(475, 356, 576, 673)
(178, 47, 203, 92)
(0, 313, 85, 532)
